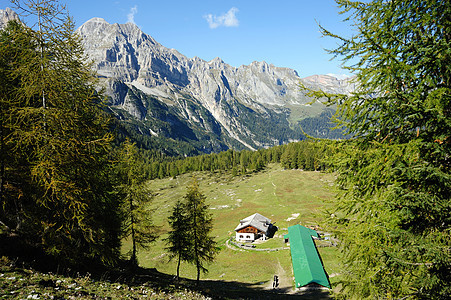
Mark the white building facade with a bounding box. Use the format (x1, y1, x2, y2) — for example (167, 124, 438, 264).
(234, 213, 272, 242)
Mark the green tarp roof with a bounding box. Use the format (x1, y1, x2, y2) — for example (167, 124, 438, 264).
(284, 224, 331, 289)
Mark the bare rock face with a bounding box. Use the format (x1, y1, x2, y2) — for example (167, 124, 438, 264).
(0, 7, 20, 30)
(76, 18, 315, 106)
(76, 17, 354, 150)
(0, 8, 353, 153)
(302, 74, 356, 95)
(76, 17, 310, 111)
(75, 17, 357, 150)
(77, 18, 190, 86)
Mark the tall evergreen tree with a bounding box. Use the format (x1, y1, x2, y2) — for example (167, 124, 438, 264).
(117, 140, 157, 268)
(0, 0, 121, 265)
(0, 20, 36, 235)
(165, 199, 191, 281)
(183, 178, 218, 283)
(311, 0, 451, 298)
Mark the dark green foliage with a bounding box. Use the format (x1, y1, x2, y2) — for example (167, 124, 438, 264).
(0, 1, 121, 266)
(299, 108, 348, 139)
(314, 0, 451, 298)
(166, 178, 218, 283)
(165, 199, 191, 280)
(0, 20, 36, 236)
(133, 139, 328, 181)
(116, 140, 157, 268)
(183, 178, 219, 283)
(280, 141, 328, 170)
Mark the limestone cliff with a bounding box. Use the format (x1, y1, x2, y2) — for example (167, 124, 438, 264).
(0, 8, 352, 155)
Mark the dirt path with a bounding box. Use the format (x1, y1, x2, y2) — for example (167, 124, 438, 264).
(225, 239, 243, 251)
(264, 258, 293, 292)
(269, 171, 277, 197)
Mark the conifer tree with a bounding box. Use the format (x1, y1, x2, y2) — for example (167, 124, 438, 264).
(311, 0, 451, 298)
(165, 199, 191, 280)
(0, 20, 36, 234)
(0, 0, 121, 265)
(183, 178, 218, 283)
(118, 140, 157, 268)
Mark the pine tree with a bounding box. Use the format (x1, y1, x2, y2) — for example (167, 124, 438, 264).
(312, 0, 451, 298)
(165, 199, 191, 281)
(183, 178, 218, 283)
(118, 140, 157, 269)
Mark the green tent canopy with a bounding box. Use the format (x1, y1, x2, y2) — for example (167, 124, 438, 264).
(284, 224, 331, 289)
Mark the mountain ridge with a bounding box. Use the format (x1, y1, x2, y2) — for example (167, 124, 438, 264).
(1, 8, 353, 155)
(76, 17, 354, 154)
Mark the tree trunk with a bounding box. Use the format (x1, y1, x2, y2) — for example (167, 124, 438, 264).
(176, 251, 181, 280)
(0, 118, 4, 207)
(196, 257, 200, 283)
(193, 197, 200, 283)
(130, 197, 137, 268)
(194, 233, 200, 283)
(37, 8, 46, 131)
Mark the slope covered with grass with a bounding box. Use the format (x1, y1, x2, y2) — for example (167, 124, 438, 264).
(126, 164, 342, 293)
(1, 164, 340, 299)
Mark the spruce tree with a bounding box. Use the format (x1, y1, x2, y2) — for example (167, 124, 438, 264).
(311, 0, 451, 298)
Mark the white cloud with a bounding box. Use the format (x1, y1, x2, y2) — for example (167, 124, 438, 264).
(204, 7, 239, 29)
(127, 5, 138, 24)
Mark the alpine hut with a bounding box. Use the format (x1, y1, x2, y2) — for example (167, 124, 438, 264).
(234, 213, 273, 242)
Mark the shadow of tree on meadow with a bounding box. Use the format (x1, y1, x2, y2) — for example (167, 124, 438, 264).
(0, 234, 331, 299)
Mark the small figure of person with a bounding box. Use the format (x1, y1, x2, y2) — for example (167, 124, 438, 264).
(273, 275, 279, 289)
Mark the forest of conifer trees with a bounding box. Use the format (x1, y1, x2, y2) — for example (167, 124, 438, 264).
(1, 1, 449, 299)
(0, 0, 330, 269)
(134, 140, 330, 180)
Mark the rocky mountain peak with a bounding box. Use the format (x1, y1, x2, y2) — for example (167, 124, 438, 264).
(249, 60, 270, 71)
(208, 57, 227, 69)
(0, 7, 20, 30)
(86, 17, 108, 24)
(209, 57, 224, 64)
(74, 16, 355, 150)
(0, 8, 353, 153)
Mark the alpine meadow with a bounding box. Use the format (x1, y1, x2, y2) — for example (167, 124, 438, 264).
(0, 0, 449, 299)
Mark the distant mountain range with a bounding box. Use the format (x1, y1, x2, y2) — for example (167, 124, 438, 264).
(1, 8, 354, 156)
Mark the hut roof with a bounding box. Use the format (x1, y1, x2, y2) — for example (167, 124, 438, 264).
(234, 213, 271, 233)
(284, 224, 331, 289)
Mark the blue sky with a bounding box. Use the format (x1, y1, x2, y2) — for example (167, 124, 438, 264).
(1, 0, 355, 78)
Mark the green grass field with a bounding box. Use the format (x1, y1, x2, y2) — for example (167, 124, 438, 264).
(124, 164, 342, 292)
(286, 101, 326, 127)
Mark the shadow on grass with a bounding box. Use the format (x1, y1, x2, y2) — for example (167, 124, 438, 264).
(193, 279, 331, 299)
(126, 267, 331, 299)
(0, 234, 331, 299)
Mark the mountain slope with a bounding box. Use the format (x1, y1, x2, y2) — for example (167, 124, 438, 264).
(0, 7, 19, 28)
(75, 17, 353, 154)
(1, 8, 352, 155)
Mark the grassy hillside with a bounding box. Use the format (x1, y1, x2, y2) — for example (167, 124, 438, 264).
(1, 164, 341, 299)
(125, 164, 342, 294)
